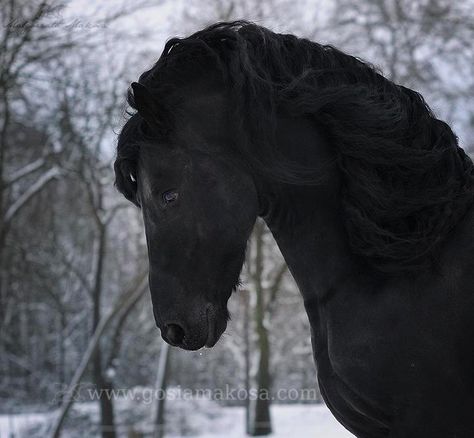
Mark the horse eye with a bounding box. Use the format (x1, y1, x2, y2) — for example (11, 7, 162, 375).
(162, 190, 178, 204)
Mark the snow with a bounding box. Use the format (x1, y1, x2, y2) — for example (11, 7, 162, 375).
(170, 404, 355, 438)
(0, 412, 53, 438)
(0, 403, 354, 438)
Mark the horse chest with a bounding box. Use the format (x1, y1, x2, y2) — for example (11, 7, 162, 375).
(306, 276, 472, 437)
(305, 290, 413, 436)
(317, 292, 404, 402)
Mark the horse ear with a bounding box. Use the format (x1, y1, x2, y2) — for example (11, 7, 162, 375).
(130, 82, 169, 132)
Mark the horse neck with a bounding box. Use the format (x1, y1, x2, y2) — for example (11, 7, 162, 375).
(262, 183, 359, 303)
(259, 117, 361, 304)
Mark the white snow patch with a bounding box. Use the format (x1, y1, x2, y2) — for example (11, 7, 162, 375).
(0, 403, 354, 438)
(167, 404, 355, 438)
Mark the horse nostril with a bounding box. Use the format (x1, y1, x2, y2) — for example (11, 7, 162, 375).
(164, 323, 185, 345)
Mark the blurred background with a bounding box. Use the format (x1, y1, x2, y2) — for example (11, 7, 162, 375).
(0, 1, 473, 437)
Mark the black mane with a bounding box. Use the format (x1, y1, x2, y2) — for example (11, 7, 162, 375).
(116, 21, 474, 273)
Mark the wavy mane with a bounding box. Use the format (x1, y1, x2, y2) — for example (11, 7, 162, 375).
(116, 21, 474, 273)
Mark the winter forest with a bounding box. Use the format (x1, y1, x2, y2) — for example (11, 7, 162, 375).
(1, 0, 473, 437)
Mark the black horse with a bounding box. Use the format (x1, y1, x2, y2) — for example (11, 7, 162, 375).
(114, 22, 474, 438)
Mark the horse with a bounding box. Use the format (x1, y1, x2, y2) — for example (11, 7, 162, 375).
(114, 21, 474, 438)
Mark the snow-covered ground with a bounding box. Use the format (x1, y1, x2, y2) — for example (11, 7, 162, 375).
(170, 404, 355, 438)
(0, 412, 52, 438)
(0, 403, 354, 438)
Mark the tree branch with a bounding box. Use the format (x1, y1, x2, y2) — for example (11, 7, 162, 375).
(4, 166, 61, 224)
(5, 157, 46, 186)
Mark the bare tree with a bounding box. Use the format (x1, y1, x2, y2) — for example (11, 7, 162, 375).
(245, 219, 289, 436)
(49, 272, 148, 438)
(323, 0, 474, 141)
(0, 1, 71, 346)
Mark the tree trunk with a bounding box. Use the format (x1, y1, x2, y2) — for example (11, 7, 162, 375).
(58, 309, 66, 405)
(92, 226, 116, 438)
(153, 342, 172, 438)
(249, 221, 272, 436)
(0, 88, 10, 366)
(241, 290, 251, 435)
(93, 348, 116, 438)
